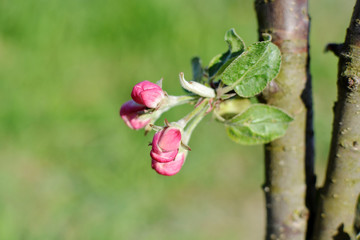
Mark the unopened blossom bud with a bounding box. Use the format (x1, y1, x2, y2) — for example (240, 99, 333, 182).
(152, 152, 185, 176)
(150, 127, 182, 163)
(120, 100, 151, 130)
(131, 81, 165, 109)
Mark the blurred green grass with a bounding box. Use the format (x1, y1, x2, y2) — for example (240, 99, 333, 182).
(0, 0, 355, 239)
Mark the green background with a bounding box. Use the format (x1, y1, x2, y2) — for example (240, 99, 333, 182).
(0, 0, 355, 239)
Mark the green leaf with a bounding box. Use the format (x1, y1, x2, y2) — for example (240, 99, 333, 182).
(226, 125, 268, 145)
(225, 28, 245, 55)
(191, 57, 204, 83)
(207, 28, 245, 79)
(221, 40, 281, 97)
(225, 104, 293, 145)
(208, 51, 230, 78)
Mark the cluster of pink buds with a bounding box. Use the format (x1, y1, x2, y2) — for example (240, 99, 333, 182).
(119, 29, 290, 176)
(120, 75, 214, 176)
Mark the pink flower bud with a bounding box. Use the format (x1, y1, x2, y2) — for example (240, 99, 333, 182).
(150, 127, 182, 163)
(120, 100, 151, 130)
(131, 81, 165, 109)
(152, 152, 185, 176)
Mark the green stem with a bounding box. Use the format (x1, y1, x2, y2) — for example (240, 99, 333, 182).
(182, 101, 210, 145)
(177, 99, 209, 129)
(166, 95, 198, 108)
(173, 98, 210, 145)
(146, 95, 198, 127)
(216, 85, 233, 97)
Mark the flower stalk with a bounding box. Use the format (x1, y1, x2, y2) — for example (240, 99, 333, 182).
(182, 100, 211, 145)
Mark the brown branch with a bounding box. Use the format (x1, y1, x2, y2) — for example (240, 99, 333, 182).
(255, 0, 313, 239)
(312, 1, 360, 239)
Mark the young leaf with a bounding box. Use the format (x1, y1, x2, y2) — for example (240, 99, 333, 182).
(207, 28, 246, 79)
(225, 28, 246, 54)
(225, 104, 292, 145)
(179, 73, 215, 98)
(191, 57, 204, 83)
(221, 40, 281, 97)
(208, 51, 229, 78)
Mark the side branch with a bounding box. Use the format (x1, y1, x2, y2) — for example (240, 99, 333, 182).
(255, 0, 312, 239)
(313, 1, 360, 239)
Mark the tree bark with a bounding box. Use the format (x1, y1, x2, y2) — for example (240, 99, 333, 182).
(313, 1, 360, 239)
(254, 1, 313, 239)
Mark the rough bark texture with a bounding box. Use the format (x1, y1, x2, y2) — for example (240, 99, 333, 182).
(313, 1, 360, 239)
(255, 1, 312, 239)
